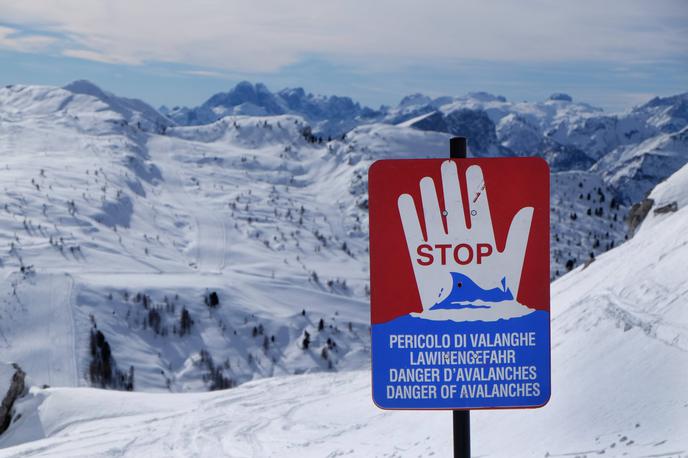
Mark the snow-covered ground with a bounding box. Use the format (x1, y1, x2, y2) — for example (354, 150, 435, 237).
(1, 168, 687, 453)
(0, 85, 384, 391)
(2, 154, 687, 458)
(1, 81, 686, 456)
(0, 83, 625, 389)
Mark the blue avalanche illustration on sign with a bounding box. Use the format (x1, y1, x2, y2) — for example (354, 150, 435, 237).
(430, 272, 513, 310)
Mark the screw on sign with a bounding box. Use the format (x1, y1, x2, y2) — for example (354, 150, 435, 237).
(368, 139, 551, 456)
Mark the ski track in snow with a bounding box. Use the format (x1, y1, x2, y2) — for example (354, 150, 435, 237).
(1, 367, 685, 457)
(149, 136, 226, 274)
(1, 273, 78, 388)
(47, 274, 78, 387)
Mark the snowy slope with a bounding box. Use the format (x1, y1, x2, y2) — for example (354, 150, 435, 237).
(553, 94, 688, 201)
(0, 372, 454, 457)
(593, 126, 688, 203)
(1, 81, 686, 456)
(0, 81, 634, 393)
(550, 171, 627, 279)
(2, 163, 687, 457)
(638, 159, 688, 235)
(0, 85, 378, 391)
(550, 93, 688, 160)
(0, 83, 454, 392)
(63, 80, 173, 133)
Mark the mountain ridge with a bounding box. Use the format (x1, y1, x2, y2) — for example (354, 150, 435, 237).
(161, 81, 688, 200)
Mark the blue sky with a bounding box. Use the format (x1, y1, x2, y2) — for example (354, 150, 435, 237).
(1, 0, 686, 112)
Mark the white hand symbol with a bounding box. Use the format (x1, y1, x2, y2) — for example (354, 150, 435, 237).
(397, 161, 533, 312)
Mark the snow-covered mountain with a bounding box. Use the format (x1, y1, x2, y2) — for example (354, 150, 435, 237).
(1, 161, 686, 457)
(162, 81, 381, 138)
(389, 90, 688, 195)
(0, 80, 633, 394)
(592, 125, 688, 203)
(165, 83, 688, 202)
(387, 91, 603, 166)
(0, 80, 651, 394)
(0, 82, 384, 393)
(543, 94, 687, 202)
(1, 79, 686, 455)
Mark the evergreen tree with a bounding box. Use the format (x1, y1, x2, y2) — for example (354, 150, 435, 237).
(179, 307, 193, 336)
(302, 330, 311, 349)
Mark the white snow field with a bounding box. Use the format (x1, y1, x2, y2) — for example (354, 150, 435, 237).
(0, 82, 625, 391)
(1, 81, 685, 456)
(1, 165, 687, 457)
(0, 83, 467, 395)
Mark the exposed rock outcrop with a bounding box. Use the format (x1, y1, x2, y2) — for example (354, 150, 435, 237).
(626, 198, 654, 235)
(654, 201, 678, 215)
(0, 363, 26, 435)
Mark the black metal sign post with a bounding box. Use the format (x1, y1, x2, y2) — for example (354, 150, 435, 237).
(449, 136, 471, 458)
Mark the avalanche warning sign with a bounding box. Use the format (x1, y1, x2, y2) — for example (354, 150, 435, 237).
(369, 158, 551, 410)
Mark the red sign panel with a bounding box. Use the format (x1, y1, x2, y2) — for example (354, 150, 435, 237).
(369, 158, 550, 409)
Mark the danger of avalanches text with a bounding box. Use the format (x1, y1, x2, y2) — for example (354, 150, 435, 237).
(385, 331, 541, 400)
